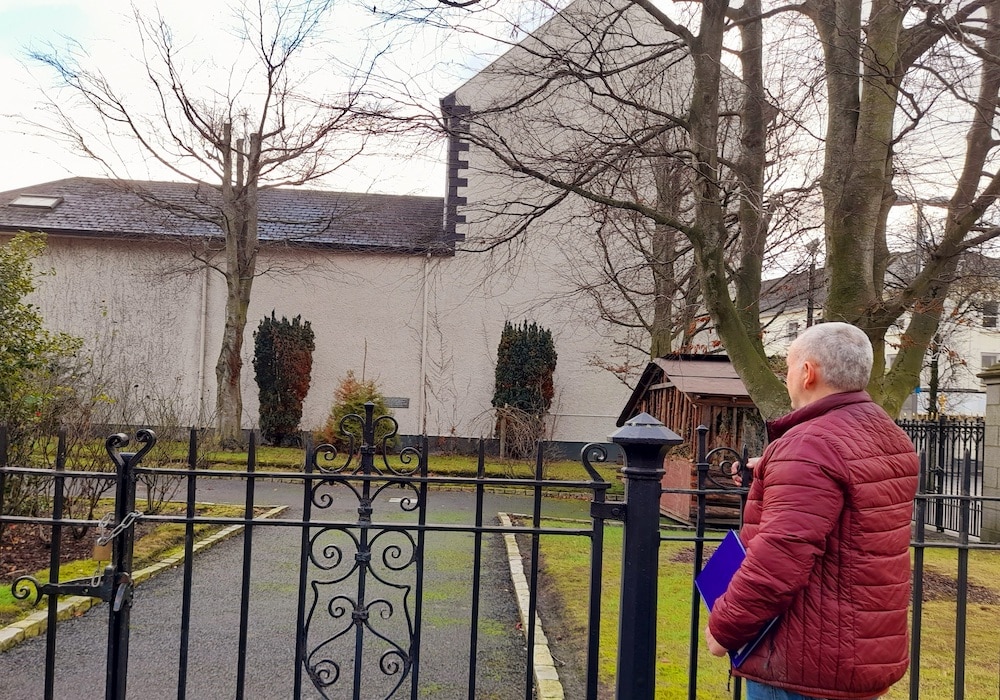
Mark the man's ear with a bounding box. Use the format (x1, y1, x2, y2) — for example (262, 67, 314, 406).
(802, 360, 818, 389)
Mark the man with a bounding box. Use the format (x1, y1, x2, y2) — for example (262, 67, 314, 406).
(706, 322, 919, 699)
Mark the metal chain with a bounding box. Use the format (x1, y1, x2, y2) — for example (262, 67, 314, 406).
(90, 511, 142, 586)
(96, 511, 143, 546)
(95, 513, 114, 540)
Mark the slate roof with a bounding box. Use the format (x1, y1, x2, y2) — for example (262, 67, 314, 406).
(760, 267, 827, 315)
(0, 178, 453, 255)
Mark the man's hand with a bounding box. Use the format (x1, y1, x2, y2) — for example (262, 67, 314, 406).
(705, 625, 728, 657)
(733, 456, 761, 487)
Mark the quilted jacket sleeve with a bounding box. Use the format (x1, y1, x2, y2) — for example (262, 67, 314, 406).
(708, 431, 845, 650)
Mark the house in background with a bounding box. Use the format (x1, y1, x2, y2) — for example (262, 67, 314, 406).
(755, 255, 1000, 416)
(1, 0, 809, 451)
(0, 176, 633, 449)
(6, 0, 722, 451)
(440, 0, 743, 380)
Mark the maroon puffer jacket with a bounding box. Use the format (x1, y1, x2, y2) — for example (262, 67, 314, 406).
(708, 391, 918, 698)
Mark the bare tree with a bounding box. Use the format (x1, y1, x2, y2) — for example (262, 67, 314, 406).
(558, 157, 709, 362)
(397, 0, 815, 389)
(427, 0, 758, 379)
(395, 0, 1000, 418)
(29, 0, 384, 445)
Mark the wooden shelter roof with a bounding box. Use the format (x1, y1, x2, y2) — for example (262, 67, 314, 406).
(616, 354, 754, 426)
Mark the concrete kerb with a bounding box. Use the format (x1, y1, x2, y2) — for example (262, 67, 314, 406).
(498, 512, 565, 700)
(0, 504, 288, 653)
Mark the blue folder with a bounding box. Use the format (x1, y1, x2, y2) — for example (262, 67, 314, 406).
(695, 530, 779, 667)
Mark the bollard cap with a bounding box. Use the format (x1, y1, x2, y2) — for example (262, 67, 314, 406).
(610, 412, 683, 446)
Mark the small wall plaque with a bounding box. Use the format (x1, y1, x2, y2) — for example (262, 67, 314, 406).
(385, 397, 410, 409)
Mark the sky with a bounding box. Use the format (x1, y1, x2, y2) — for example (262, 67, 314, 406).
(0, 0, 496, 197)
(0, 1, 98, 191)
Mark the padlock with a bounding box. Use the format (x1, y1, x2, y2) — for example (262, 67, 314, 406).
(92, 540, 112, 561)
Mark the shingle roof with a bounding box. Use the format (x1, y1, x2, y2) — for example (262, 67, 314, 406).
(760, 268, 827, 315)
(0, 178, 453, 255)
(648, 355, 751, 398)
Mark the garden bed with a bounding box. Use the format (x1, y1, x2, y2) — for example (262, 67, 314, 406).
(0, 502, 259, 629)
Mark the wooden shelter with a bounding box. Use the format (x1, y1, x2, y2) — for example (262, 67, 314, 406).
(617, 354, 765, 525)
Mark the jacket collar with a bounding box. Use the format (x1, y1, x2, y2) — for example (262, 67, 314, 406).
(766, 390, 873, 442)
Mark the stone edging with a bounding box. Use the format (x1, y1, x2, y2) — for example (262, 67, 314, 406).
(498, 512, 565, 700)
(0, 504, 288, 653)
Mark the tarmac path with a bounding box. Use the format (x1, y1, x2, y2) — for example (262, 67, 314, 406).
(0, 478, 593, 700)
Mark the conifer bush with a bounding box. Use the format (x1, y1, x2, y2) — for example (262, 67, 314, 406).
(492, 321, 557, 457)
(253, 312, 315, 446)
(315, 371, 396, 453)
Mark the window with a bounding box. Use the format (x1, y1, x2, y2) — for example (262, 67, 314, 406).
(984, 301, 998, 328)
(9, 195, 63, 210)
(983, 353, 999, 370)
(786, 320, 800, 340)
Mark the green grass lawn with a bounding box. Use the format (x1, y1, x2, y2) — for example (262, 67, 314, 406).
(882, 545, 1000, 699)
(203, 445, 620, 488)
(537, 524, 1000, 699)
(536, 524, 734, 699)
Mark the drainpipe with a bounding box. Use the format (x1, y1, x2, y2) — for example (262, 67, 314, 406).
(197, 265, 210, 426)
(419, 252, 430, 436)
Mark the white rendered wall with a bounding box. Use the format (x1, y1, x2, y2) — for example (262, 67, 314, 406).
(15, 232, 630, 443)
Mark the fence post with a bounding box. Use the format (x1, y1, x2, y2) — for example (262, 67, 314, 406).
(611, 412, 683, 700)
(979, 364, 1000, 543)
(104, 430, 156, 700)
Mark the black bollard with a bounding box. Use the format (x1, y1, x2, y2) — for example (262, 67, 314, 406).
(611, 412, 683, 700)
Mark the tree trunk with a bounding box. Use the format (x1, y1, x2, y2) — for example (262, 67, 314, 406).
(871, 1, 1000, 413)
(649, 221, 676, 358)
(214, 128, 261, 449)
(650, 159, 689, 357)
(733, 0, 766, 339)
(215, 274, 252, 448)
(815, 0, 903, 329)
(685, 0, 790, 418)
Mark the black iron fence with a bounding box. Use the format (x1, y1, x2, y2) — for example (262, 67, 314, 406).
(897, 417, 985, 537)
(1, 409, 999, 699)
(0, 408, 618, 700)
(665, 421, 1000, 700)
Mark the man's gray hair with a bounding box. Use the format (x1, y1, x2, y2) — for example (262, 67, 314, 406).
(792, 322, 873, 391)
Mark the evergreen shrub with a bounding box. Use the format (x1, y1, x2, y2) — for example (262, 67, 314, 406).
(253, 312, 315, 446)
(492, 321, 557, 457)
(315, 371, 396, 453)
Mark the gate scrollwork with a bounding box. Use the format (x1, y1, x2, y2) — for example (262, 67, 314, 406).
(300, 403, 424, 700)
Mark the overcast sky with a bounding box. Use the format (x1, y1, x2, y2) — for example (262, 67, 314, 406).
(0, 0, 494, 196)
(0, 1, 99, 191)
